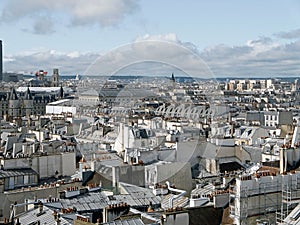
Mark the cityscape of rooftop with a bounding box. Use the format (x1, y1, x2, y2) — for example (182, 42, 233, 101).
(0, 1, 300, 225)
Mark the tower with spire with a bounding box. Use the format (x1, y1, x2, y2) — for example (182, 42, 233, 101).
(23, 87, 34, 116)
(171, 73, 175, 83)
(8, 88, 20, 117)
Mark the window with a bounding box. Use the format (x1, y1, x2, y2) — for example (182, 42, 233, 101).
(9, 177, 14, 189)
(16, 176, 24, 186)
(29, 175, 36, 184)
(24, 175, 29, 185)
(4, 178, 9, 190)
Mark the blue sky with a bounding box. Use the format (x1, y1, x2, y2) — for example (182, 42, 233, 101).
(1, 0, 300, 77)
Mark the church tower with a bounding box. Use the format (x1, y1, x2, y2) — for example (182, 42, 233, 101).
(8, 88, 20, 118)
(52, 68, 59, 87)
(23, 87, 34, 116)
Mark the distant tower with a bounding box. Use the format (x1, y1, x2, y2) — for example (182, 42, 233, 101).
(0, 40, 3, 81)
(170, 73, 176, 89)
(171, 73, 175, 83)
(52, 68, 59, 87)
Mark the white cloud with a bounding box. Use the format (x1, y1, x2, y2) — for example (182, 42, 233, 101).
(85, 33, 210, 78)
(135, 33, 179, 42)
(3, 33, 300, 77)
(0, 0, 139, 34)
(32, 15, 55, 35)
(275, 29, 300, 40)
(3, 50, 100, 74)
(3, 56, 15, 62)
(246, 37, 279, 56)
(201, 37, 300, 77)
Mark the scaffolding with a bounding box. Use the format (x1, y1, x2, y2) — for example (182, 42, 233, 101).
(240, 187, 249, 225)
(229, 175, 286, 225)
(229, 184, 236, 216)
(229, 184, 249, 224)
(276, 174, 300, 224)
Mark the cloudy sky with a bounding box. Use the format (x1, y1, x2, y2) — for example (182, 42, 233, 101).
(1, 0, 300, 77)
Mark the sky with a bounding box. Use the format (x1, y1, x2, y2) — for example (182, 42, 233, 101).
(0, 0, 300, 77)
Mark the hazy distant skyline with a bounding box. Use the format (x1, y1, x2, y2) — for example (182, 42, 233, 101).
(1, 0, 300, 77)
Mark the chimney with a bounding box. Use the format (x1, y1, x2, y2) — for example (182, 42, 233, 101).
(25, 199, 28, 212)
(160, 215, 166, 225)
(96, 218, 101, 225)
(54, 212, 61, 225)
(53, 210, 58, 220)
(56, 218, 61, 225)
(39, 202, 43, 213)
(34, 196, 38, 208)
(15, 218, 21, 225)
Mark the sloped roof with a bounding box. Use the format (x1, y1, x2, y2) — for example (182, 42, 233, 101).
(80, 89, 99, 96)
(9, 88, 18, 100)
(0, 168, 38, 178)
(103, 218, 145, 225)
(17, 205, 70, 225)
(57, 188, 161, 212)
(161, 194, 189, 210)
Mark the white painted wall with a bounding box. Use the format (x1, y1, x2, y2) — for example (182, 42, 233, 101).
(46, 105, 76, 115)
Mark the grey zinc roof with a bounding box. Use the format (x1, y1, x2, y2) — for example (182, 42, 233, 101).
(161, 194, 189, 210)
(111, 194, 161, 206)
(0, 168, 38, 178)
(99, 89, 120, 97)
(99, 88, 156, 98)
(57, 184, 161, 212)
(117, 183, 161, 206)
(103, 218, 145, 225)
(17, 206, 70, 225)
(80, 88, 99, 96)
(60, 192, 108, 211)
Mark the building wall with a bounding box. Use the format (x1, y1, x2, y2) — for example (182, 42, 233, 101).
(1, 158, 30, 169)
(0, 96, 8, 117)
(145, 162, 193, 193)
(46, 105, 76, 115)
(0, 181, 82, 221)
(113, 165, 145, 187)
(61, 152, 76, 176)
(230, 172, 300, 224)
(31, 152, 75, 178)
(163, 212, 189, 225)
(0, 89, 60, 119)
(114, 124, 153, 155)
